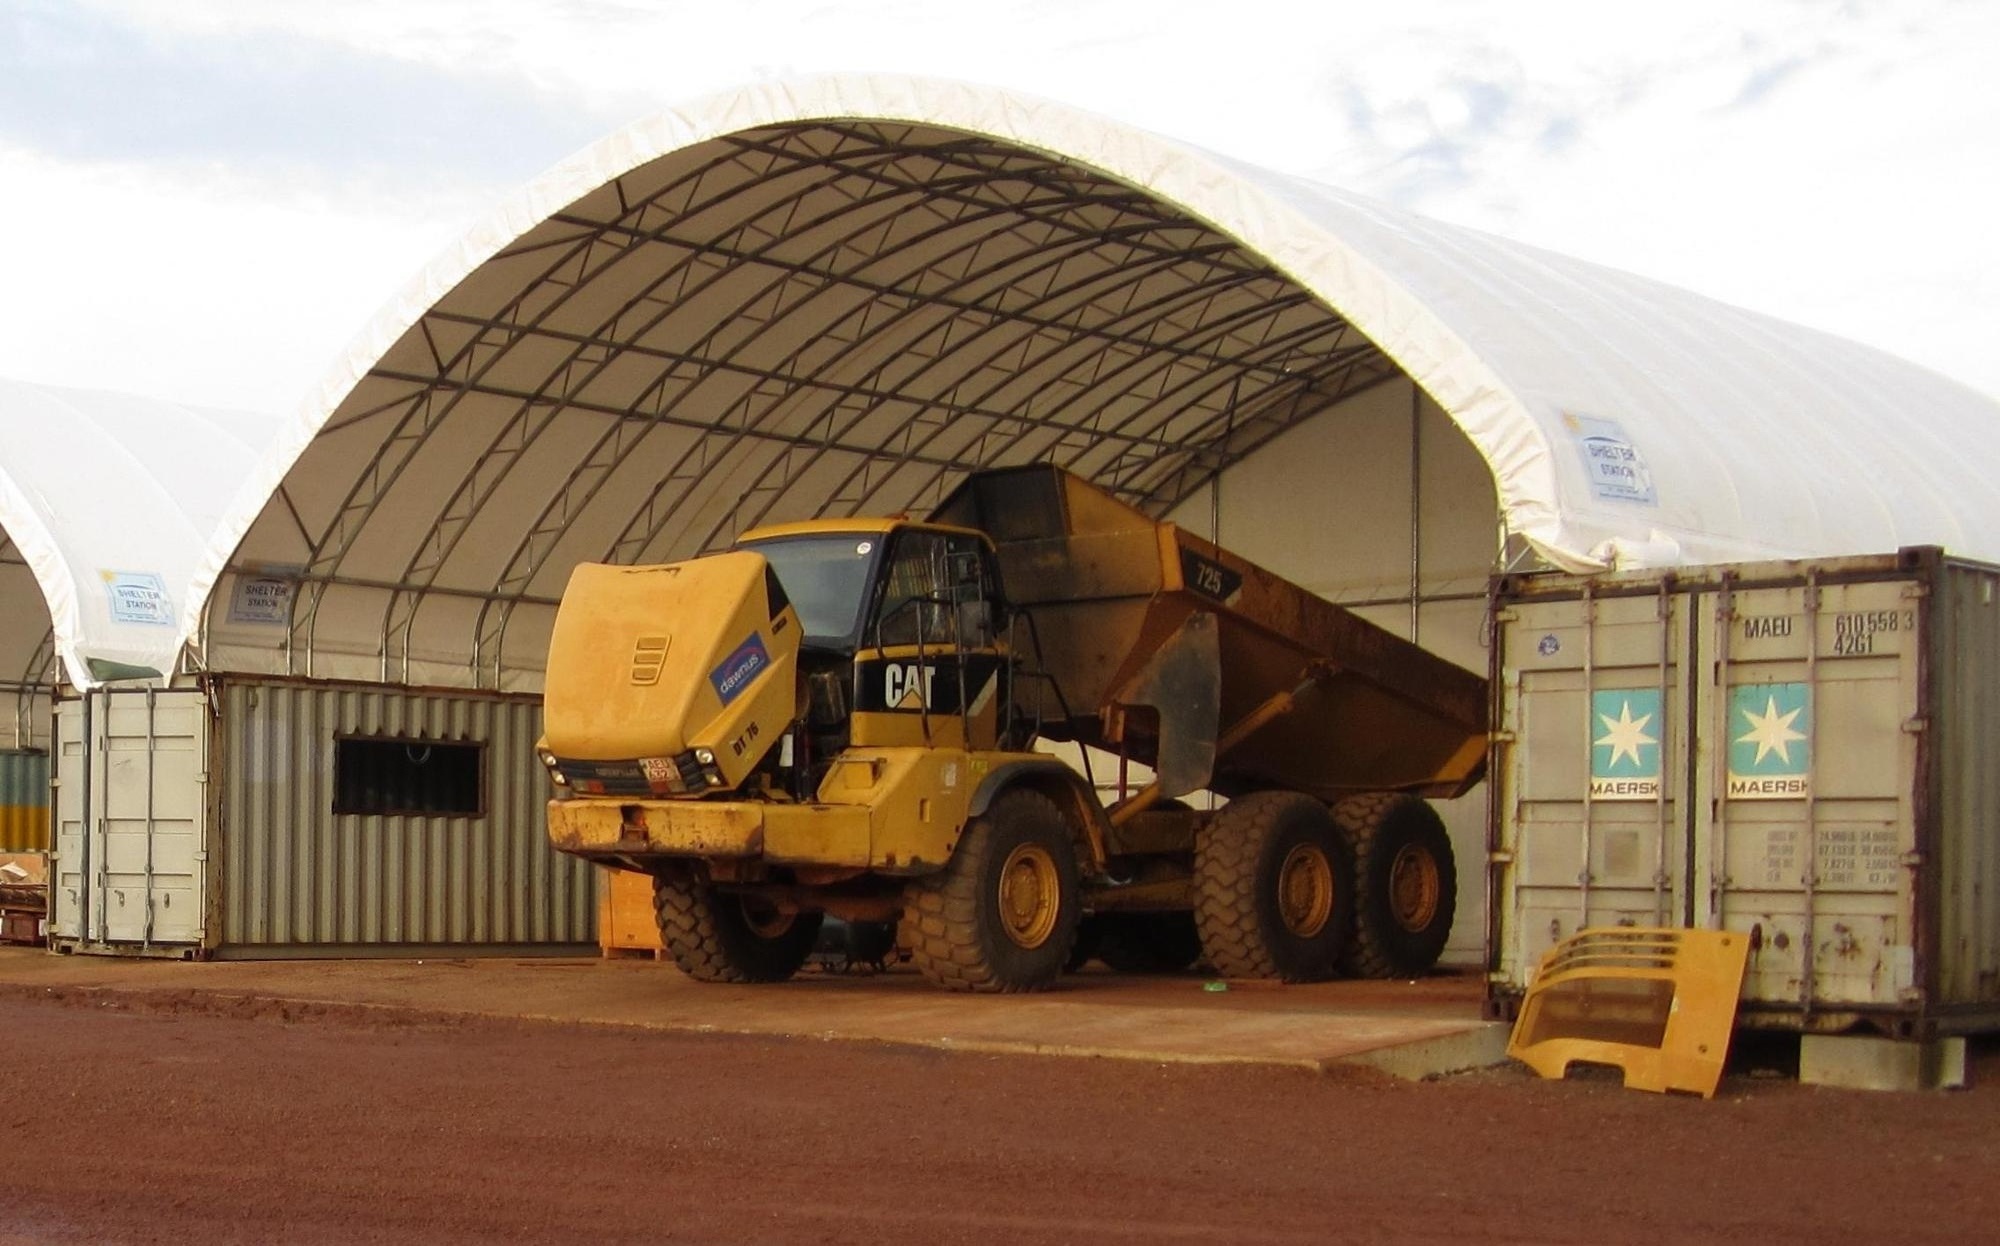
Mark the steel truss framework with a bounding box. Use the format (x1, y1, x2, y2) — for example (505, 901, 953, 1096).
(218, 120, 1404, 686)
(0, 535, 55, 744)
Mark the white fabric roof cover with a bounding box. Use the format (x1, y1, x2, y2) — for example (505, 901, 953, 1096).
(0, 379, 268, 687)
(199, 74, 2000, 690)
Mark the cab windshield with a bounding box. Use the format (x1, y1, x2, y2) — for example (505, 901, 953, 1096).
(738, 533, 883, 648)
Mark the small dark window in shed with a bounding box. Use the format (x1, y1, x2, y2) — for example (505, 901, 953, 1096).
(334, 737, 484, 816)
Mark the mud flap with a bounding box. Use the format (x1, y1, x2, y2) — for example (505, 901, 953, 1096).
(1507, 927, 1750, 1099)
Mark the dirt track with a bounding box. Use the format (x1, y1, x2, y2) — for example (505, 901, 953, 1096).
(0, 987, 1995, 1244)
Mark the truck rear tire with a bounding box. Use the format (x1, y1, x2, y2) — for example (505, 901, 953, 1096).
(1333, 792, 1456, 978)
(653, 871, 823, 984)
(901, 788, 1081, 993)
(1193, 791, 1353, 981)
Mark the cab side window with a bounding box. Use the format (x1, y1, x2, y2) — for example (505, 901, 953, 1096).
(872, 531, 993, 648)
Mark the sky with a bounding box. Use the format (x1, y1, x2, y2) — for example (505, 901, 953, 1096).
(0, 0, 1994, 416)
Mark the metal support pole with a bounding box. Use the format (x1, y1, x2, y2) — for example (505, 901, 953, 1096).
(1409, 383, 1423, 644)
(1578, 582, 1596, 929)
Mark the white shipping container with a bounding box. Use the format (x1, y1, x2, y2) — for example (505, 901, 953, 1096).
(1488, 548, 2000, 1038)
(51, 676, 595, 956)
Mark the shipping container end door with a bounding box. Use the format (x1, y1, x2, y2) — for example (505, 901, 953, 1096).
(51, 688, 210, 951)
(1493, 584, 1692, 988)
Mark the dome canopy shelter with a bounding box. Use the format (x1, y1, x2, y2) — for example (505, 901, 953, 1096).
(194, 75, 2000, 694)
(0, 379, 269, 696)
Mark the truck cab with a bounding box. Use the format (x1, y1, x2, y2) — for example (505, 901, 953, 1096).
(736, 519, 1014, 783)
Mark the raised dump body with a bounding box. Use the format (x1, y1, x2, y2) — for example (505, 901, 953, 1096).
(930, 465, 1488, 803)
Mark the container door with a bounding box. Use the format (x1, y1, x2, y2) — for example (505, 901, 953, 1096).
(52, 688, 210, 950)
(1493, 584, 1691, 990)
(51, 696, 87, 939)
(1691, 578, 1922, 1014)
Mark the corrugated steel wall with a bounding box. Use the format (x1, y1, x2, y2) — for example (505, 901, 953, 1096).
(217, 678, 594, 949)
(0, 749, 49, 852)
(1939, 564, 2000, 1005)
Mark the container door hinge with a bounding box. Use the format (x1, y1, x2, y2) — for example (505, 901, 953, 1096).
(1902, 718, 1929, 734)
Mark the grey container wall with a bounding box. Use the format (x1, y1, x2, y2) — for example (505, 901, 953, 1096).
(1488, 548, 2000, 1038)
(215, 677, 594, 953)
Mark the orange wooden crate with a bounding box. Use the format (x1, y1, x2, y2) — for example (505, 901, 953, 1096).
(597, 868, 664, 956)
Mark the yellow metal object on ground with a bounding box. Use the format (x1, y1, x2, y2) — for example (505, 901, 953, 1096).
(1507, 927, 1750, 1098)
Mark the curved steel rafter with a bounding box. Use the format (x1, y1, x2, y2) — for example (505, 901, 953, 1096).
(13, 626, 55, 747)
(725, 278, 1325, 543)
(279, 130, 861, 670)
(473, 237, 1264, 674)
(464, 138, 1309, 675)
(374, 138, 1009, 678)
(355, 126, 1234, 678)
(616, 233, 1272, 563)
(249, 120, 1407, 684)
(466, 218, 1229, 679)
(826, 299, 1363, 532)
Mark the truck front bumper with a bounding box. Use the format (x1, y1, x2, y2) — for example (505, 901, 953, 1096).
(547, 797, 873, 867)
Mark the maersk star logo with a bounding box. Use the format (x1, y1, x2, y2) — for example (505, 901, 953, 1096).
(1730, 684, 1811, 774)
(1595, 698, 1657, 772)
(1590, 689, 1661, 799)
(1727, 682, 1811, 799)
(1737, 695, 1807, 765)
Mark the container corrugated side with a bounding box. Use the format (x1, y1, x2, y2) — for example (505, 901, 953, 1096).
(215, 677, 594, 950)
(1934, 561, 2000, 1017)
(0, 749, 49, 852)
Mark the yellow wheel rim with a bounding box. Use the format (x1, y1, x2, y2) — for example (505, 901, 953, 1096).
(740, 897, 795, 940)
(1277, 843, 1334, 938)
(997, 842, 1062, 949)
(1388, 844, 1442, 933)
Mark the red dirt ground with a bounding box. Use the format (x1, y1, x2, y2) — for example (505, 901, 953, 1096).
(0, 988, 1994, 1245)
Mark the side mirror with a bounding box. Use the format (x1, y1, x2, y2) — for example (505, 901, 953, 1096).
(957, 598, 993, 642)
(946, 548, 983, 590)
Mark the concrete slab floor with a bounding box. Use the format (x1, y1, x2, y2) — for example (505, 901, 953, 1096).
(0, 947, 1508, 1078)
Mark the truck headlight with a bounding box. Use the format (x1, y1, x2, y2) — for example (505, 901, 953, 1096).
(537, 749, 569, 785)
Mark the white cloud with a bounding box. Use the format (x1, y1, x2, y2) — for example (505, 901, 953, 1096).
(0, 143, 455, 412)
(10, 0, 1997, 408)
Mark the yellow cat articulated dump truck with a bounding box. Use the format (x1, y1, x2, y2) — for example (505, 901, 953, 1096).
(540, 465, 1486, 992)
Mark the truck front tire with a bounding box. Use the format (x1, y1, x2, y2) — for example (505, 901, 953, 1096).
(653, 870, 823, 984)
(901, 788, 1081, 993)
(1193, 791, 1354, 982)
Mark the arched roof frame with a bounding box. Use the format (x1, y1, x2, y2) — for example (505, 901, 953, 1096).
(194, 75, 2000, 689)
